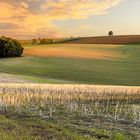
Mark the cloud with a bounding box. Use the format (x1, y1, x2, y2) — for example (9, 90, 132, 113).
(20, 1, 29, 9)
(41, 0, 123, 19)
(0, 0, 123, 39)
(0, 2, 28, 19)
(0, 23, 19, 29)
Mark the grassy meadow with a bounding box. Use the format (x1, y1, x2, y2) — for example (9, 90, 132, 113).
(0, 44, 140, 85)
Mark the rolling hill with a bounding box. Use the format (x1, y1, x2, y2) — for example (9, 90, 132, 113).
(0, 44, 140, 85)
(64, 35, 140, 44)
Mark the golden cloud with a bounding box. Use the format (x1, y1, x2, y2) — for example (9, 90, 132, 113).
(41, 0, 123, 19)
(0, 0, 123, 39)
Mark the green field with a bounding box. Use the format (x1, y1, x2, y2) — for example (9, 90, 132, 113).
(0, 44, 140, 85)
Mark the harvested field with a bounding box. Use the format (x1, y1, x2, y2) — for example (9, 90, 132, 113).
(0, 84, 140, 105)
(0, 84, 140, 139)
(64, 35, 140, 44)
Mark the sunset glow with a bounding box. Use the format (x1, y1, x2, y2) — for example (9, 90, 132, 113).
(0, 0, 139, 39)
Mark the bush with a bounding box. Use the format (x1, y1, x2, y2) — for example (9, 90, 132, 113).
(0, 36, 24, 58)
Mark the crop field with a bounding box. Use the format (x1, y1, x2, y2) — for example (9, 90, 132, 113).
(0, 44, 140, 139)
(0, 84, 140, 139)
(65, 35, 140, 44)
(0, 43, 139, 139)
(0, 44, 140, 85)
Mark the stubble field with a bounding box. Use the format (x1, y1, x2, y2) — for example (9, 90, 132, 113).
(0, 84, 140, 140)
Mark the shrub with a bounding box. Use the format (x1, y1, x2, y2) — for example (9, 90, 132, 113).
(0, 36, 24, 58)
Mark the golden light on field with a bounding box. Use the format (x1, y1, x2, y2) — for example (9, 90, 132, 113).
(0, 83, 140, 106)
(24, 44, 123, 60)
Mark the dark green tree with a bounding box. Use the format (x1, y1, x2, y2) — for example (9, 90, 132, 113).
(108, 31, 113, 36)
(0, 36, 24, 57)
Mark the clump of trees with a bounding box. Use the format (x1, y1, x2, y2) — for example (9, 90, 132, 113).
(31, 38, 53, 45)
(0, 36, 24, 58)
(40, 39, 53, 44)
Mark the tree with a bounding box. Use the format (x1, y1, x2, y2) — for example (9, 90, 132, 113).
(108, 31, 113, 36)
(40, 39, 47, 45)
(40, 39, 53, 44)
(32, 39, 37, 45)
(0, 36, 24, 58)
(48, 39, 53, 44)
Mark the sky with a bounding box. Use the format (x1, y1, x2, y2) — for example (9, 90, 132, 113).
(0, 0, 140, 39)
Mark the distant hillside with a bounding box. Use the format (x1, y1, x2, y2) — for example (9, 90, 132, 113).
(64, 35, 140, 44)
(20, 38, 78, 46)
